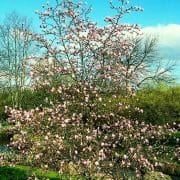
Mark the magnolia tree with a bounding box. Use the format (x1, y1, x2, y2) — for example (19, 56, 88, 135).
(1, 0, 179, 179)
(29, 0, 144, 92)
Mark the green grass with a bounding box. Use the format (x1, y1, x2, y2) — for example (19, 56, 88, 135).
(0, 165, 83, 180)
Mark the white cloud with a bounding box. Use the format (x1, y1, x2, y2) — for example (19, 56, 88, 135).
(142, 24, 180, 82)
(143, 24, 180, 49)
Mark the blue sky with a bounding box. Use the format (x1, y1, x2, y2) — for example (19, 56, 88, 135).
(1, 0, 179, 27)
(0, 0, 180, 82)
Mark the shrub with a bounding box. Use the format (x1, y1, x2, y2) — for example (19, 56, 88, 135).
(143, 171, 172, 180)
(0, 128, 13, 145)
(0, 88, 54, 124)
(156, 162, 180, 177)
(121, 85, 180, 125)
(92, 85, 180, 125)
(4, 82, 178, 178)
(0, 91, 12, 124)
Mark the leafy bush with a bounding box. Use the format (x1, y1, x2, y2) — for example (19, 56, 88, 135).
(0, 91, 12, 124)
(156, 162, 180, 177)
(3, 82, 178, 179)
(17, 88, 55, 110)
(92, 85, 180, 125)
(112, 85, 180, 125)
(0, 88, 54, 124)
(0, 127, 13, 145)
(143, 171, 172, 180)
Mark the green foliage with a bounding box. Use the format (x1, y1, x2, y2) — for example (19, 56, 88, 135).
(0, 91, 12, 124)
(92, 85, 180, 125)
(1, 85, 179, 125)
(100, 85, 180, 125)
(0, 166, 28, 180)
(0, 165, 80, 180)
(17, 88, 54, 110)
(143, 171, 172, 180)
(162, 132, 180, 146)
(0, 88, 54, 123)
(0, 129, 12, 145)
(134, 85, 180, 124)
(156, 162, 180, 177)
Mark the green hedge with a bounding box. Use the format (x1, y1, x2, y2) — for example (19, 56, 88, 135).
(100, 85, 180, 125)
(93, 85, 180, 125)
(133, 86, 180, 124)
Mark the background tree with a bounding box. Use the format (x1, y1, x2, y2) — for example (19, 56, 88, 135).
(0, 12, 37, 93)
(122, 36, 174, 90)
